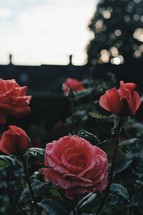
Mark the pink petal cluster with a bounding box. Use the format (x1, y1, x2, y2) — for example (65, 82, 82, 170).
(0, 79, 32, 124)
(0, 125, 29, 155)
(41, 135, 108, 199)
(99, 81, 141, 117)
(62, 78, 85, 96)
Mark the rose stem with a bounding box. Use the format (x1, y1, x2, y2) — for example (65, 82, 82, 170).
(20, 155, 41, 215)
(72, 201, 77, 215)
(96, 131, 119, 215)
(70, 98, 75, 134)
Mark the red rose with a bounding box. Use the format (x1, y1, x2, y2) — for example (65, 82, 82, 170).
(99, 81, 141, 117)
(41, 135, 108, 200)
(0, 125, 29, 155)
(62, 78, 85, 96)
(0, 79, 32, 124)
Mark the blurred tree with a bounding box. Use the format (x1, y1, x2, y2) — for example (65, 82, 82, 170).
(86, 0, 143, 84)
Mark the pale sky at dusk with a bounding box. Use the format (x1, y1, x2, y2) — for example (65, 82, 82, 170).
(0, 0, 97, 65)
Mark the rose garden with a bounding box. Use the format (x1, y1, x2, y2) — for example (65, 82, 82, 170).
(0, 76, 142, 215)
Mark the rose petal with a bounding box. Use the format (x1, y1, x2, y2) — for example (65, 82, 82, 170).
(0, 79, 32, 123)
(99, 88, 122, 115)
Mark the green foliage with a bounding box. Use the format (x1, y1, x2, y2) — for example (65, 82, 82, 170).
(89, 111, 108, 119)
(78, 130, 100, 145)
(77, 193, 97, 211)
(28, 147, 44, 162)
(109, 183, 129, 201)
(39, 199, 69, 215)
(0, 155, 16, 166)
(20, 179, 51, 203)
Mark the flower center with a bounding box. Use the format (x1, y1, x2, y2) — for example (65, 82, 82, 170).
(68, 153, 87, 168)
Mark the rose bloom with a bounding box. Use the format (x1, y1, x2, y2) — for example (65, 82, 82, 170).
(62, 78, 85, 96)
(0, 125, 29, 155)
(41, 135, 108, 200)
(99, 80, 141, 117)
(0, 79, 32, 124)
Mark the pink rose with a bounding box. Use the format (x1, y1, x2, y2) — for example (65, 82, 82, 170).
(0, 125, 29, 155)
(41, 135, 108, 199)
(0, 79, 32, 124)
(62, 78, 85, 96)
(99, 81, 141, 117)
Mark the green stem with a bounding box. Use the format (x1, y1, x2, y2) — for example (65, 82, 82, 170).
(72, 201, 77, 215)
(70, 98, 75, 134)
(20, 155, 41, 215)
(96, 132, 119, 215)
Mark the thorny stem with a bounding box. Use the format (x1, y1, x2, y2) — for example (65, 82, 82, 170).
(20, 155, 41, 215)
(96, 131, 119, 215)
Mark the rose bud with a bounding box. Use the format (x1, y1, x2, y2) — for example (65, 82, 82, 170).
(62, 78, 85, 96)
(99, 81, 141, 117)
(0, 125, 30, 155)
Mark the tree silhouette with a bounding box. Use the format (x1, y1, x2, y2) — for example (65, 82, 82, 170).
(86, 0, 143, 83)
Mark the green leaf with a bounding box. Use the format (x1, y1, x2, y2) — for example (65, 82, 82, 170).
(20, 186, 32, 203)
(130, 192, 143, 213)
(110, 183, 129, 201)
(0, 155, 16, 166)
(89, 112, 108, 119)
(0, 195, 9, 214)
(28, 147, 44, 163)
(39, 199, 68, 215)
(20, 179, 51, 203)
(81, 214, 96, 215)
(134, 148, 143, 160)
(77, 192, 97, 210)
(130, 192, 142, 207)
(108, 195, 121, 205)
(81, 213, 96, 215)
(113, 158, 133, 176)
(49, 187, 61, 197)
(75, 88, 93, 99)
(0, 160, 10, 168)
(78, 130, 100, 145)
(119, 138, 138, 146)
(28, 147, 45, 156)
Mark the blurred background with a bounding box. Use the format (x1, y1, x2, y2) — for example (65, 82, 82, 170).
(0, 0, 143, 146)
(0, 0, 96, 65)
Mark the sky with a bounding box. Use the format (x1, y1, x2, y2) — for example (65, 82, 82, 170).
(0, 0, 97, 65)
